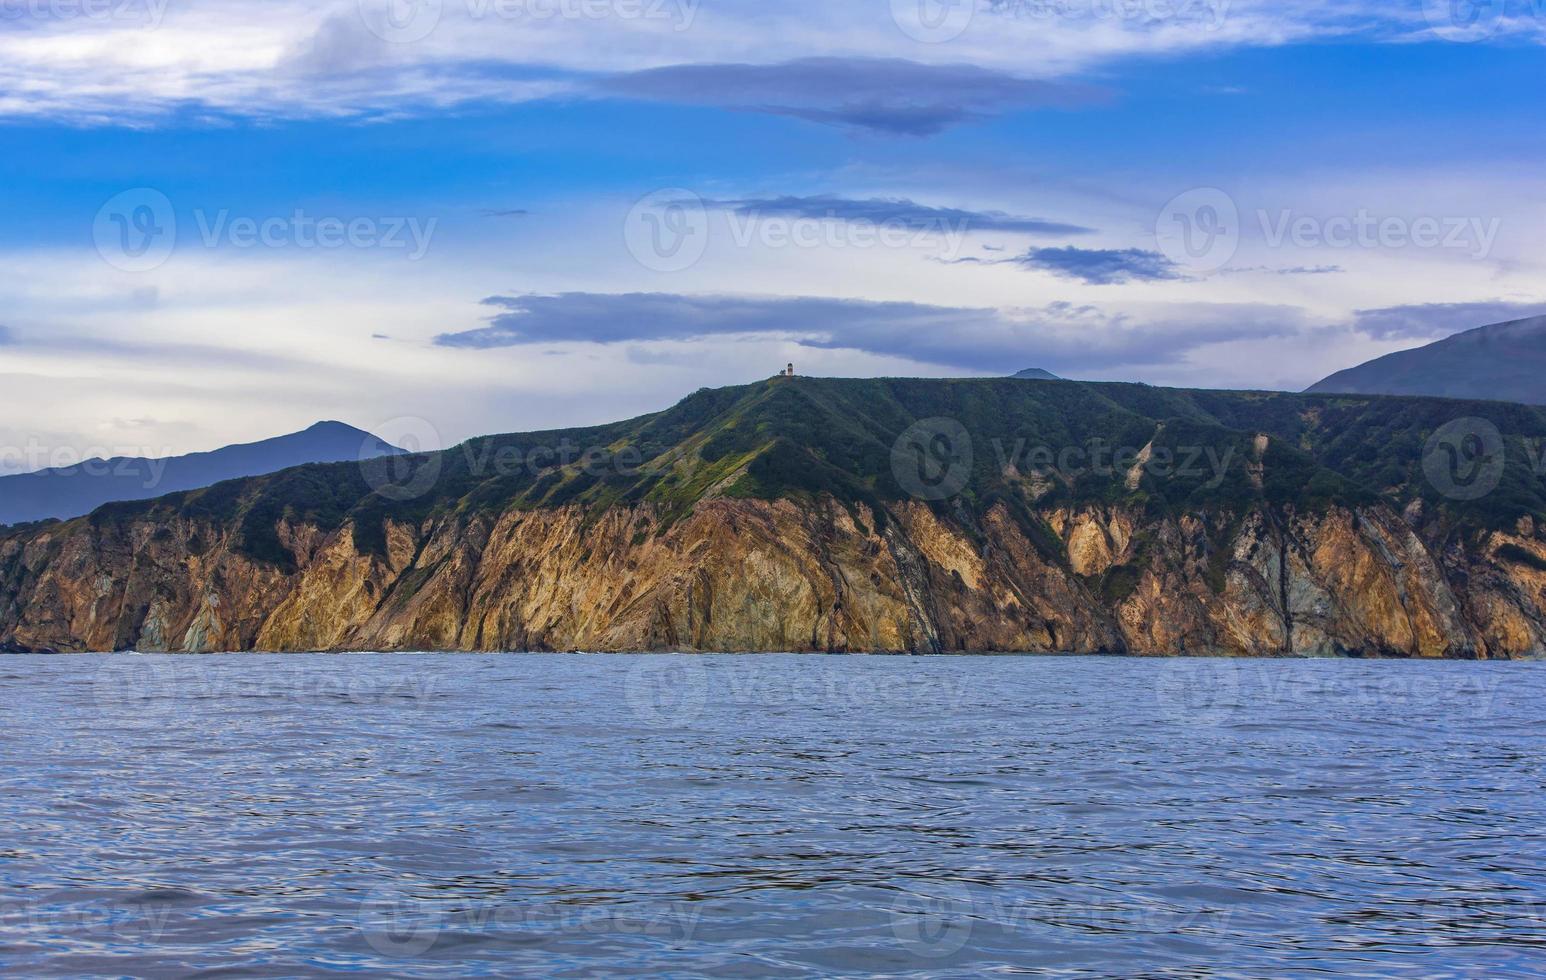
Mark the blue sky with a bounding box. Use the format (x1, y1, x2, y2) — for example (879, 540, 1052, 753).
(2, 0, 1544, 468)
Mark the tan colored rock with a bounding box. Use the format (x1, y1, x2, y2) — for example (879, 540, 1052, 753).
(1, 495, 1543, 657)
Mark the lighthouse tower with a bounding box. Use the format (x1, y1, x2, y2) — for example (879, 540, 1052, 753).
(785, 363, 795, 378)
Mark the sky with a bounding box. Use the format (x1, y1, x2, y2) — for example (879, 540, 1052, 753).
(1, 0, 1545, 470)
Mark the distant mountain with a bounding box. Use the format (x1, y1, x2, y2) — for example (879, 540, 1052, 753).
(0, 422, 402, 527)
(1308, 315, 1546, 405)
(1012, 368, 1062, 380)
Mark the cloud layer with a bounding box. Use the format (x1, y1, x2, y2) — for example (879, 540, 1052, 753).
(436, 291, 1308, 373)
(596, 58, 1103, 134)
(1352, 302, 1546, 341)
(1008, 246, 1183, 284)
(2, 0, 1532, 123)
(702, 196, 1094, 236)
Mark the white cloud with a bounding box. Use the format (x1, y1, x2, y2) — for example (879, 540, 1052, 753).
(0, 0, 1527, 122)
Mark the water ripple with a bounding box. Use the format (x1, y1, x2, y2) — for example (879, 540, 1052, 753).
(2, 654, 1545, 977)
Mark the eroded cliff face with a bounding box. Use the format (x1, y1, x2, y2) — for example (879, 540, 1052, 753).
(2, 496, 1543, 656)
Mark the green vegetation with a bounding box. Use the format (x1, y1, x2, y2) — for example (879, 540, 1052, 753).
(59, 377, 1546, 569)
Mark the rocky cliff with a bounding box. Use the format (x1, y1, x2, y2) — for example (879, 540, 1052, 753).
(4, 377, 1546, 656)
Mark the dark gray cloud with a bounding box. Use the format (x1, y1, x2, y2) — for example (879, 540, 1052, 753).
(435, 292, 1305, 374)
(594, 57, 1104, 136)
(1010, 246, 1183, 285)
(1352, 302, 1546, 340)
(703, 196, 1095, 237)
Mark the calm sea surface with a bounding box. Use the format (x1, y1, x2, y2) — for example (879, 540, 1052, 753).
(3, 654, 1545, 977)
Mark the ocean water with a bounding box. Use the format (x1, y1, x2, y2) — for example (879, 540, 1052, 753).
(2, 653, 1545, 978)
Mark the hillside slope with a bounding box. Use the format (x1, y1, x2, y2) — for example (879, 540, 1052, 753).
(0, 422, 402, 528)
(1309, 315, 1546, 405)
(4, 378, 1546, 656)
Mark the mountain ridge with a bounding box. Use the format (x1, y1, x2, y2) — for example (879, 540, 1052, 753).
(4, 377, 1546, 656)
(1308, 315, 1546, 405)
(0, 421, 402, 528)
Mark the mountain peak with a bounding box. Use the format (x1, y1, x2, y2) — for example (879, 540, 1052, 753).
(1012, 368, 1062, 381)
(1308, 315, 1546, 405)
(0, 423, 401, 527)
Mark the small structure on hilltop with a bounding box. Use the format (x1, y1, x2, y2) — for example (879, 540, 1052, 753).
(784, 363, 795, 378)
